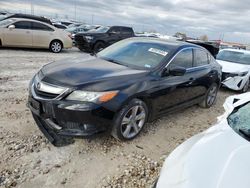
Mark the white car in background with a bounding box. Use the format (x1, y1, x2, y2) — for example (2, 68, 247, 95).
(216, 49, 250, 92)
(0, 18, 72, 53)
(155, 92, 250, 188)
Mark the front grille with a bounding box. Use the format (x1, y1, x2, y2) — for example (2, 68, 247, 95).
(34, 86, 59, 99)
(222, 72, 238, 81)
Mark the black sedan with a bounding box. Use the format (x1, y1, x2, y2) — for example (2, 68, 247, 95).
(28, 38, 221, 146)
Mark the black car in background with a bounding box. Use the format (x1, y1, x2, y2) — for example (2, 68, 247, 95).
(74, 26, 135, 52)
(28, 38, 221, 146)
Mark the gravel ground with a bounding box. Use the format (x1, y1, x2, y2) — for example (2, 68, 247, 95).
(0, 47, 234, 188)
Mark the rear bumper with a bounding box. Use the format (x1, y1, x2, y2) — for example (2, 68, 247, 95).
(63, 39, 73, 49)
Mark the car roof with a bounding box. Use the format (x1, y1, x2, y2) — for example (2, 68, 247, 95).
(110, 26, 132, 29)
(6, 18, 56, 29)
(3, 13, 52, 25)
(126, 37, 202, 50)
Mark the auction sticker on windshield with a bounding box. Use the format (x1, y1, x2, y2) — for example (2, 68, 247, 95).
(148, 48, 168, 56)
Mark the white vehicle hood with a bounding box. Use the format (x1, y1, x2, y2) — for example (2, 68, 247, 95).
(217, 60, 250, 73)
(157, 92, 250, 188)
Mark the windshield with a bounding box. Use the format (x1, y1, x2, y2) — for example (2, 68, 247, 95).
(98, 39, 170, 69)
(217, 50, 250, 65)
(228, 102, 250, 141)
(0, 19, 14, 27)
(90, 26, 109, 33)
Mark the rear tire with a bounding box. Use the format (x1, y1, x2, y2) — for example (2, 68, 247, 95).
(199, 83, 219, 108)
(93, 41, 105, 53)
(50, 40, 63, 53)
(111, 99, 148, 141)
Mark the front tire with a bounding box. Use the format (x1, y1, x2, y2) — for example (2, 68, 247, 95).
(111, 99, 148, 141)
(199, 83, 219, 108)
(50, 40, 63, 53)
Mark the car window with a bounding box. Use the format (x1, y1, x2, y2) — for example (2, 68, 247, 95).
(228, 102, 250, 142)
(109, 27, 121, 33)
(194, 49, 209, 67)
(14, 21, 32, 29)
(32, 22, 54, 31)
(169, 49, 193, 69)
(120, 27, 133, 34)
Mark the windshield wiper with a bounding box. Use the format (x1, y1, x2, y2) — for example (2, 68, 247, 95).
(102, 57, 124, 66)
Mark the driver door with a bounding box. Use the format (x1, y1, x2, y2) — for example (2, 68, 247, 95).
(3, 21, 32, 47)
(152, 48, 196, 113)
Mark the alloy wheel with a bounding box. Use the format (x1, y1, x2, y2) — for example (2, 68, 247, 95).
(121, 105, 146, 139)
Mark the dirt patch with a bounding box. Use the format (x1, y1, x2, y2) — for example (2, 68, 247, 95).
(0, 48, 233, 188)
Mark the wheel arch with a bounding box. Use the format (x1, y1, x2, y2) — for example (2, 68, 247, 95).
(118, 95, 154, 122)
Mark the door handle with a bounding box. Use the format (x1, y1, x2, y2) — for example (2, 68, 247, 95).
(26, 31, 30, 34)
(189, 77, 194, 81)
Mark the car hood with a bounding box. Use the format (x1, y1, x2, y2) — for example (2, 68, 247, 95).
(40, 56, 148, 90)
(157, 92, 250, 188)
(217, 60, 250, 73)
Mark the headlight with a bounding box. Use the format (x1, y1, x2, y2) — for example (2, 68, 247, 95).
(238, 71, 248, 77)
(85, 36, 93, 42)
(66, 90, 118, 103)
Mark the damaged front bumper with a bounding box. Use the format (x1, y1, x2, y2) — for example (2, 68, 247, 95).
(221, 72, 249, 91)
(27, 82, 115, 142)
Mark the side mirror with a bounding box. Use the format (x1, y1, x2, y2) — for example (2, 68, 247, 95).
(8, 25, 15, 30)
(162, 66, 186, 77)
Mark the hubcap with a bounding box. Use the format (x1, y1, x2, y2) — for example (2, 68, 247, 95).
(207, 85, 217, 106)
(51, 42, 62, 52)
(121, 105, 146, 139)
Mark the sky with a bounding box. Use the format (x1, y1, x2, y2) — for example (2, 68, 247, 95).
(0, 0, 249, 43)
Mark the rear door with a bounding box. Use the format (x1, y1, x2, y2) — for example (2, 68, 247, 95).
(3, 21, 32, 47)
(31, 21, 54, 48)
(187, 48, 214, 99)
